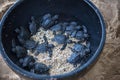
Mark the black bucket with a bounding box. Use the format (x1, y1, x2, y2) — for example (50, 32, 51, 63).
(0, 0, 106, 80)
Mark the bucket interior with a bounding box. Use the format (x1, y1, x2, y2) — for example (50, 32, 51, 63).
(1, 0, 102, 73)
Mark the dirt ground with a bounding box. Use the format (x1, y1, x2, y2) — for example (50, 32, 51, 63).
(0, 0, 120, 80)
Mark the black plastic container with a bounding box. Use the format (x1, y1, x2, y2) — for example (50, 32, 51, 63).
(0, 0, 106, 80)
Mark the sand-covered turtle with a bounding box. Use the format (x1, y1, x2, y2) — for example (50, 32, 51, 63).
(29, 16, 37, 35)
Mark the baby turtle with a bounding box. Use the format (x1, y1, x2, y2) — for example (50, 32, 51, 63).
(70, 21, 77, 26)
(72, 43, 90, 57)
(67, 52, 81, 65)
(52, 34, 66, 44)
(78, 47, 90, 57)
(22, 56, 35, 67)
(41, 14, 58, 29)
(24, 40, 37, 49)
(35, 43, 48, 54)
(75, 31, 85, 40)
(42, 18, 53, 29)
(12, 46, 27, 58)
(29, 16, 37, 35)
(17, 36, 26, 45)
(42, 13, 51, 21)
(32, 63, 50, 74)
(16, 26, 30, 44)
(18, 26, 30, 40)
(65, 23, 76, 35)
(51, 23, 62, 31)
(72, 44, 84, 52)
(65, 25, 75, 31)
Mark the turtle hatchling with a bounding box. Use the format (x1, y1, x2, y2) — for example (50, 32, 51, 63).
(70, 21, 77, 26)
(67, 53, 81, 65)
(75, 31, 85, 40)
(18, 26, 30, 40)
(33, 63, 50, 74)
(72, 44, 84, 52)
(35, 43, 48, 53)
(24, 40, 37, 49)
(12, 46, 27, 58)
(52, 34, 66, 44)
(42, 13, 51, 21)
(29, 16, 37, 35)
(51, 23, 62, 31)
(22, 56, 35, 67)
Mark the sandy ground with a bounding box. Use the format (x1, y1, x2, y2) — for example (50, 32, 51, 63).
(0, 0, 120, 80)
